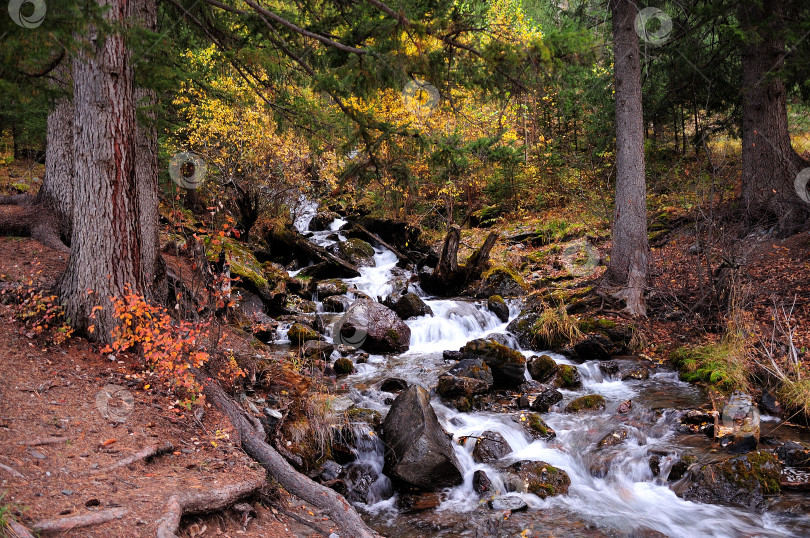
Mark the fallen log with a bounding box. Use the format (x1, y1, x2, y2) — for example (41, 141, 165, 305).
(155, 474, 266, 538)
(194, 371, 376, 538)
(265, 228, 360, 278)
(346, 224, 409, 263)
(31, 508, 128, 534)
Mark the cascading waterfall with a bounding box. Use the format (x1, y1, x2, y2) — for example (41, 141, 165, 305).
(287, 205, 809, 537)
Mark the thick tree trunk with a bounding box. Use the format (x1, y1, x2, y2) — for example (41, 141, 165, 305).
(607, 0, 649, 316)
(739, 0, 809, 235)
(39, 63, 73, 237)
(59, 0, 152, 341)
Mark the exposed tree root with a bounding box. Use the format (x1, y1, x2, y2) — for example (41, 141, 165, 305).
(19, 436, 73, 446)
(6, 520, 36, 538)
(195, 371, 378, 538)
(272, 505, 331, 537)
(83, 442, 174, 476)
(154, 474, 266, 538)
(0, 462, 26, 479)
(30, 507, 128, 534)
(0, 201, 68, 252)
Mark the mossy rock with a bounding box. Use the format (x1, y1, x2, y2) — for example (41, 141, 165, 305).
(565, 394, 606, 413)
(680, 451, 781, 509)
(287, 323, 320, 345)
(506, 460, 570, 499)
(477, 266, 527, 297)
(514, 412, 556, 441)
(204, 236, 267, 289)
(346, 407, 382, 427)
(554, 364, 582, 389)
(336, 238, 375, 267)
(334, 357, 355, 376)
(527, 354, 558, 382)
(487, 295, 510, 322)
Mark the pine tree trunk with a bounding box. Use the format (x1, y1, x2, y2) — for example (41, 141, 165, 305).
(39, 64, 73, 237)
(59, 0, 151, 341)
(134, 0, 166, 304)
(740, 0, 809, 235)
(607, 0, 649, 316)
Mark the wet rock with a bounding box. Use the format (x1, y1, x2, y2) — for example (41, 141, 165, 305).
(333, 357, 354, 376)
(473, 470, 493, 496)
(336, 297, 411, 353)
(620, 366, 650, 380)
(573, 334, 612, 362)
(316, 279, 348, 298)
(649, 454, 661, 477)
(678, 451, 781, 509)
(505, 310, 542, 350)
(514, 412, 556, 440)
(437, 359, 494, 400)
(487, 295, 510, 322)
(717, 392, 760, 454)
(488, 496, 528, 511)
(517, 393, 531, 409)
(333, 238, 375, 267)
(529, 388, 563, 413)
(460, 338, 527, 389)
(345, 408, 383, 427)
(668, 454, 697, 481)
(565, 395, 606, 413)
(302, 340, 334, 359)
(527, 355, 558, 383)
(309, 211, 340, 231)
(399, 492, 444, 512)
(474, 268, 527, 298)
(323, 295, 350, 313)
(443, 350, 463, 361)
(759, 389, 783, 417)
(380, 378, 409, 393)
(381, 386, 463, 490)
(677, 409, 715, 437)
(504, 460, 571, 499)
(599, 361, 620, 377)
(485, 332, 517, 348)
(776, 441, 810, 468)
(315, 460, 343, 482)
(596, 428, 629, 449)
(472, 431, 512, 463)
(553, 364, 582, 389)
(287, 323, 321, 345)
(340, 462, 378, 504)
(392, 292, 433, 320)
(617, 399, 633, 414)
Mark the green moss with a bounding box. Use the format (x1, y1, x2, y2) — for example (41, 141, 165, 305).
(578, 317, 617, 334)
(556, 364, 580, 388)
(204, 236, 267, 288)
(670, 341, 751, 393)
(715, 451, 781, 495)
(387, 329, 400, 342)
(334, 357, 354, 376)
(288, 323, 320, 345)
(565, 394, 606, 413)
(527, 413, 553, 438)
(346, 408, 382, 426)
(482, 266, 526, 288)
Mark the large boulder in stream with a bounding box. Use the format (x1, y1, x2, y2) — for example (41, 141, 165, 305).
(316, 279, 348, 298)
(309, 211, 340, 231)
(436, 358, 494, 399)
(335, 297, 411, 353)
(381, 386, 464, 490)
(487, 295, 510, 322)
(460, 338, 527, 389)
(678, 451, 781, 509)
(330, 238, 375, 267)
(473, 431, 512, 463)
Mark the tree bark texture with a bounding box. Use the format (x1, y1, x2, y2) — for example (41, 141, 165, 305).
(739, 0, 809, 235)
(39, 62, 74, 237)
(59, 0, 151, 341)
(607, 0, 649, 316)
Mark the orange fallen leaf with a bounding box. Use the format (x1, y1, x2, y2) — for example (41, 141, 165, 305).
(102, 438, 116, 446)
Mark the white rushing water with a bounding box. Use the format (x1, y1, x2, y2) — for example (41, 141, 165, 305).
(288, 206, 807, 537)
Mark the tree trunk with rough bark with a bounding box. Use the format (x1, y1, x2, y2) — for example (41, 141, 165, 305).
(739, 0, 809, 235)
(39, 63, 73, 239)
(58, 0, 153, 341)
(607, 0, 649, 317)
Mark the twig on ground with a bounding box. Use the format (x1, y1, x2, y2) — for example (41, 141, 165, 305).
(30, 508, 128, 534)
(82, 442, 174, 476)
(0, 462, 26, 479)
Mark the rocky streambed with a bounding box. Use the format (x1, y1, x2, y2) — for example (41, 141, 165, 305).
(254, 203, 810, 537)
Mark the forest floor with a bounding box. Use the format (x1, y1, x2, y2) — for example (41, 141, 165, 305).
(0, 237, 335, 537)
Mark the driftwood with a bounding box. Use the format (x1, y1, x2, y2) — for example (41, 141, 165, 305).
(82, 442, 174, 476)
(155, 474, 266, 538)
(422, 226, 498, 296)
(346, 224, 409, 263)
(194, 371, 376, 538)
(265, 228, 360, 278)
(31, 508, 128, 534)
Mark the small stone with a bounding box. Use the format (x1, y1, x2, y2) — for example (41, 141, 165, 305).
(530, 388, 563, 413)
(380, 378, 409, 393)
(617, 400, 633, 414)
(61, 489, 73, 496)
(488, 496, 528, 511)
(333, 358, 354, 376)
(27, 449, 46, 460)
(473, 470, 492, 495)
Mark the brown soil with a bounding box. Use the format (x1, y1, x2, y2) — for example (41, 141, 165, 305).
(0, 236, 332, 537)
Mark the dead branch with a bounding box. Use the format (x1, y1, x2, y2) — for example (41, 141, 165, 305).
(30, 508, 128, 534)
(83, 442, 174, 476)
(19, 436, 73, 446)
(0, 462, 26, 479)
(155, 474, 266, 538)
(6, 521, 35, 538)
(194, 371, 377, 538)
(272, 504, 330, 537)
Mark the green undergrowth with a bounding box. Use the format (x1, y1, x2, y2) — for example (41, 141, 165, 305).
(670, 336, 752, 393)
